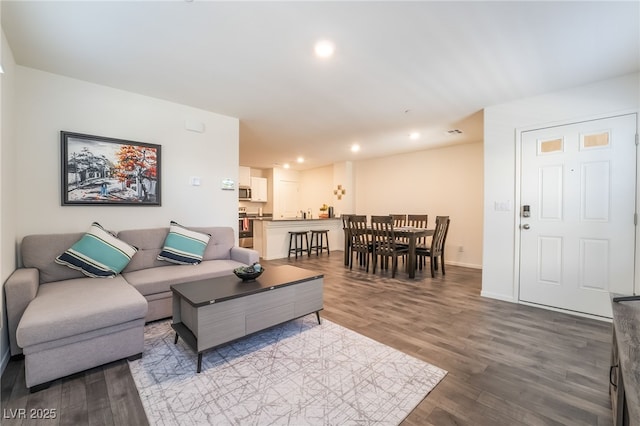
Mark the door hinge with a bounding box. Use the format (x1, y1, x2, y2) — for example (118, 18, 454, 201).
(635, 213, 638, 226)
(636, 133, 639, 146)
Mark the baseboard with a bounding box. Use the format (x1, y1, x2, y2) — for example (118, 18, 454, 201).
(480, 290, 516, 303)
(445, 261, 482, 270)
(1, 346, 10, 376)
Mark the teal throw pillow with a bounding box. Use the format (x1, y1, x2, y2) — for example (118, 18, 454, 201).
(157, 221, 211, 265)
(55, 222, 138, 278)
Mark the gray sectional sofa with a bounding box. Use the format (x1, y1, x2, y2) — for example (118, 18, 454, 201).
(5, 226, 259, 391)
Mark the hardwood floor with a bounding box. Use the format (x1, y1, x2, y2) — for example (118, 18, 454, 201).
(1, 252, 613, 425)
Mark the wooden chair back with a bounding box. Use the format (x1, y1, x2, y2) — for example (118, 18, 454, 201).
(341, 214, 354, 230)
(371, 215, 397, 256)
(407, 214, 428, 228)
(348, 215, 370, 253)
(390, 214, 407, 228)
(431, 216, 450, 256)
(407, 214, 428, 246)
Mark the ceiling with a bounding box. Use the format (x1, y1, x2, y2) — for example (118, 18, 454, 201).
(3, 1, 639, 170)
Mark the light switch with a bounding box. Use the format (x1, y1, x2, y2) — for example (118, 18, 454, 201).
(190, 176, 202, 186)
(494, 200, 512, 211)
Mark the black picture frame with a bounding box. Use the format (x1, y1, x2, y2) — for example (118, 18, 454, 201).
(61, 131, 161, 206)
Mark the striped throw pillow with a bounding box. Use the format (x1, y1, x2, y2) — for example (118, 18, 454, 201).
(55, 222, 138, 278)
(157, 221, 211, 265)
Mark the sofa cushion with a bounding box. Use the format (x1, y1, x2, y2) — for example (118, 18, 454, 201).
(55, 222, 138, 278)
(22, 232, 88, 284)
(157, 221, 211, 265)
(119, 227, 236, 273)
(16, 276, 148, 348)
(123, 259, 246, 296)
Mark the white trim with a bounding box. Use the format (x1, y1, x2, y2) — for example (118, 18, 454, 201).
(444, 261, 482, 270)
(513, 126, 523, 303)
(635, 112, 640, 296)
(516, 109, 639, 134)
(480, 290, 515, 303)
(519, 301, 612, 323)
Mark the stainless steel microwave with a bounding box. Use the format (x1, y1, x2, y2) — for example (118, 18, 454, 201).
(239, 187, 252, 200)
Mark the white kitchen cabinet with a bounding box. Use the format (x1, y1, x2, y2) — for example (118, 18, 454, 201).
(251, 177, 268, 202)
(239, 166, 251, 187)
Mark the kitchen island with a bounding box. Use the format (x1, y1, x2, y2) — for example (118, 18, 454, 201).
(252, 217, 343, 260)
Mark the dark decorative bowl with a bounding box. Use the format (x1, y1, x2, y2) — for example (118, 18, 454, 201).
(234, 268, 264, 282)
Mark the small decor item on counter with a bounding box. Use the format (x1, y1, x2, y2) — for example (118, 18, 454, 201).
(319, 203, 329, 218)
(233, 262, 264, 281)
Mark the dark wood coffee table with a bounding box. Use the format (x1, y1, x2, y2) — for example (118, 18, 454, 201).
(170, 265, 324, 372)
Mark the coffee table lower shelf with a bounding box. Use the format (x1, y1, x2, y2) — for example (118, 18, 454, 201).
(172, 310, 321, 373)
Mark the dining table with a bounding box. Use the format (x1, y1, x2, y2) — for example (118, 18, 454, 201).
(343, 225, 434, 279)
(394, 226, 435, 278)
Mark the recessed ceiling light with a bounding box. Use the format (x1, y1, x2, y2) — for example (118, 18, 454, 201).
(283, 163, 290, 169)
(314, 40, 335, 58)
(409, 132, 420, 140)
(296, 156, 305, 163)
(351, 144, 360, 153)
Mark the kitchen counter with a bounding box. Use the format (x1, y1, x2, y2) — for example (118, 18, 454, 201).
(252, 218, 342, 260)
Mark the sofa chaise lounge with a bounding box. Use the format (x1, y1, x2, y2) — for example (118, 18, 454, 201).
(5, 226, 259, 391)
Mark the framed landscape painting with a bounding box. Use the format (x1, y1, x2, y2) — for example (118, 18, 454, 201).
(61, 131, 161, 206)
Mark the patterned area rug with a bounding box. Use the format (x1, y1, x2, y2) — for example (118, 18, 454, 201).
(129, 316, 446, 425)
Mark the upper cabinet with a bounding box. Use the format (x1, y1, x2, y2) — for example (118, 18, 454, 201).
(251, 177, 268, 202)
(239, 166, 251, 188)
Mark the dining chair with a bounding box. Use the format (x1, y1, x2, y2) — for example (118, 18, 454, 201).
(407, 214, 428, 267)
(407, 214, 428, 229)
(341, 214, 354, 266)
(371, 215, 409, 278)
(416, 216, 450, 278)
(391, 213, 409, 249)
(348, 215, 372, 272)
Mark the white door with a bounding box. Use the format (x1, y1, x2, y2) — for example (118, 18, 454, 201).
(519, 114, 637, 318)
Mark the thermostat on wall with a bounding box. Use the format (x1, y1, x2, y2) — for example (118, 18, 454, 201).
(221, 178, 234, 190)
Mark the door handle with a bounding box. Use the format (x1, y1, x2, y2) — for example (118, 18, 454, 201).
(522, 224, 530, 230)
(610, 364, 618, 388)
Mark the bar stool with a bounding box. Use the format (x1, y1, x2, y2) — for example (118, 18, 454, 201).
(288, 231, 309, 259)
(309, 230, 330, 256)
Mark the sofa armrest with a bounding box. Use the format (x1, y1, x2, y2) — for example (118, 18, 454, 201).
(230, 247, 259, 266)
(5, 268, 39, 356)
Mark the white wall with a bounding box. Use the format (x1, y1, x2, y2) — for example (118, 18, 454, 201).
(13, 66, 239, 239)
(1, 28, 17, 372)
(299, 165, 334, 217)
(353, 142, 484, 268)
(483, 73, 640, 302)
(332, 161, 355, 216)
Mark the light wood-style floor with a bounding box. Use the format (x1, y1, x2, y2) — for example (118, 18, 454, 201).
(1, 251, 613, 425)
